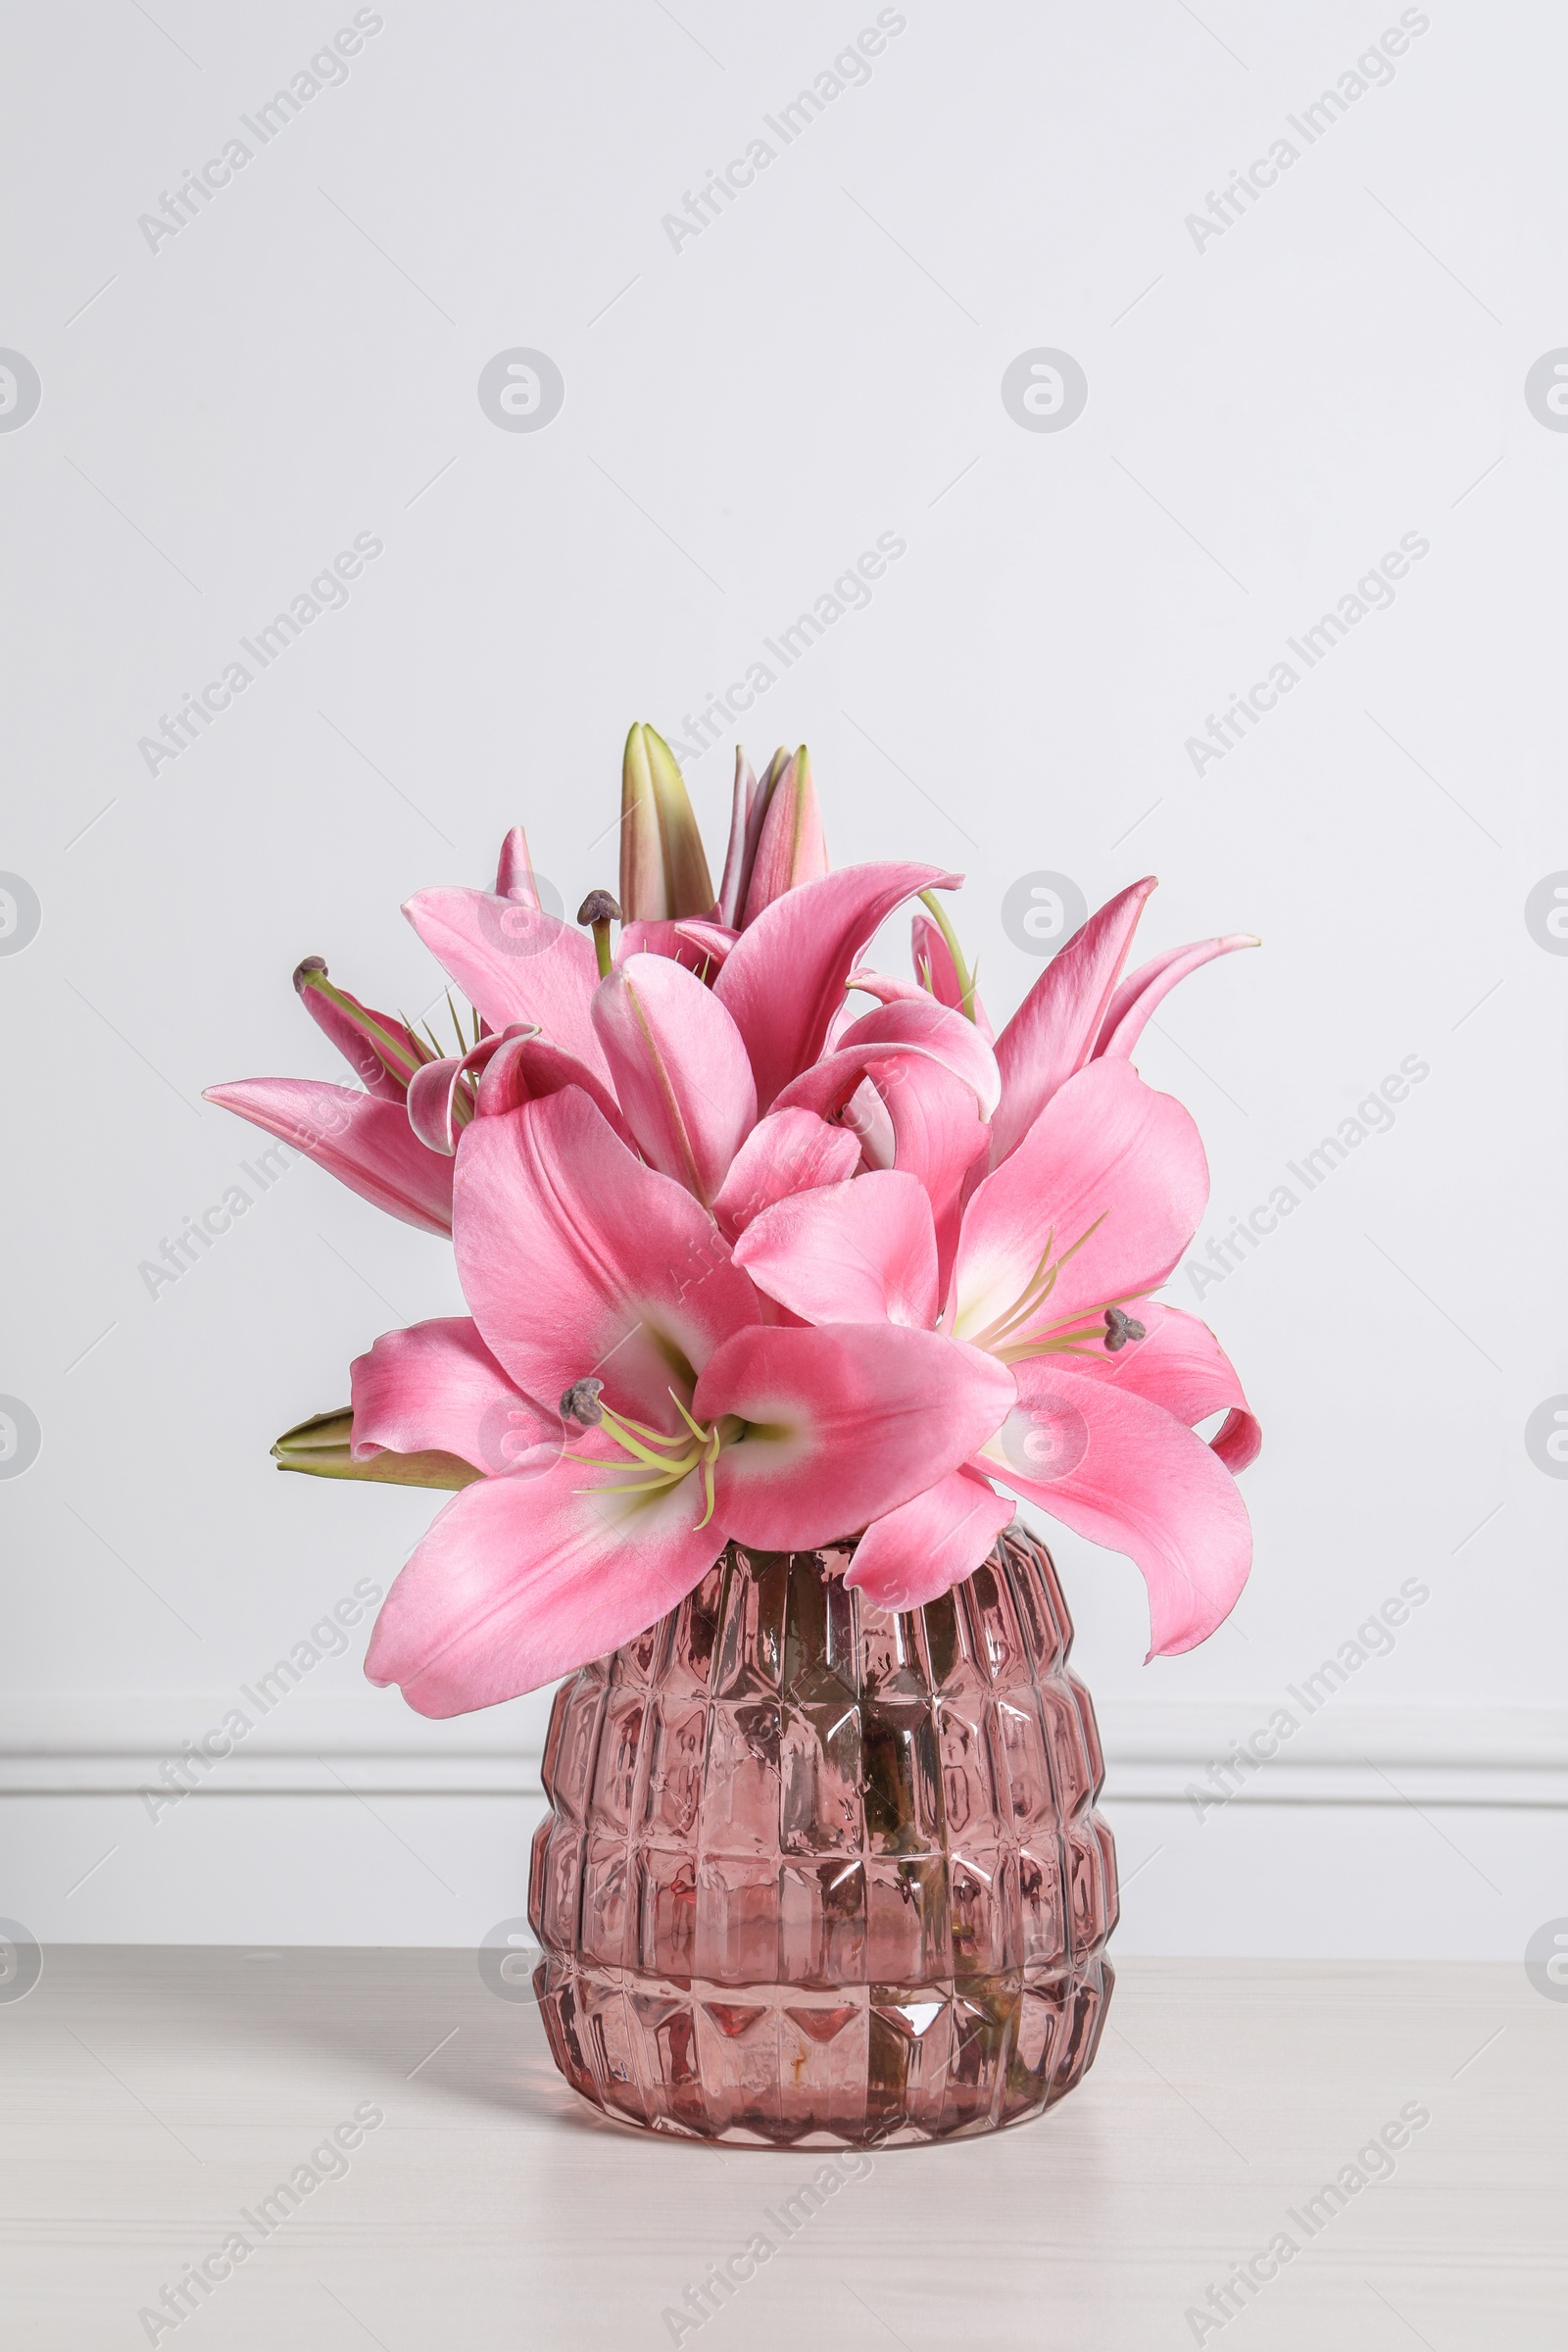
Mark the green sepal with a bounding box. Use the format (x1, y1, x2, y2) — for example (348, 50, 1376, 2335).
(271, 1409, 482, 1491)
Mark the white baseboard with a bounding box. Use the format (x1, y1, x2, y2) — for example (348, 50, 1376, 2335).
(2, 1693, 1563, 1809)
(0, 1690, 554, 1797)
(1095, 1701, 1568, 1810)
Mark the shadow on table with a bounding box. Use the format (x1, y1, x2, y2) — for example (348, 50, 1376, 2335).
(37, 1943, 654, 2141)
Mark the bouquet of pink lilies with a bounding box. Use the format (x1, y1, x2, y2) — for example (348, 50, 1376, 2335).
(209, 727, 1259, 1718)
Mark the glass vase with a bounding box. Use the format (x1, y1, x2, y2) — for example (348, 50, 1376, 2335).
(528, 1523, 1117, 2145)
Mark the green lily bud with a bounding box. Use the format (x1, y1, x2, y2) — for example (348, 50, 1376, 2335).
(618, 723, 715, 921)
(271, 1409, 481, 1491)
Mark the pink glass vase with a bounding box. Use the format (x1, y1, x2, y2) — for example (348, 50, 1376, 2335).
(528, 1524, 1117, 2145)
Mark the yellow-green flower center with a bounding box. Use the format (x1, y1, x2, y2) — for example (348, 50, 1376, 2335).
(564, 1392, 740, 1529)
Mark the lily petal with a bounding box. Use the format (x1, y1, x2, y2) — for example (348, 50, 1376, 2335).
(734, 1171, 940, 1329)
(473, 1029, 633, 1145)
(823, 973, 896, 1053)
(615, 917, 731, 977)
(951, 1059, 1207, 1351)
(406, 1033, 514, 1156)
(771, 996, 1002, 1124)
(293, 963, 423, 1101)
(715, 861, 959, 1110)
(842, 1077, 895, 1169)
(841, 970, 927, 1008)
(710, 1108, 862, 1241)
(402, 886, 607, 1080)
(979, 1360, 1251, 1656)
(1097, 935, 1260, 1061)
(672, 918, 738, 973)
(453, 1086, 759, 1430)
(990, 876, 1155, 1165)
(698, 1322, 1014, 1550)
(203, 1078, 454, 1235)
(863, 1054, 990, 1302)
(591, 952, 758, 1206)
(366, 1446, 727, 1715)
(1070, 1299, 1261, 1473)
(845, 1468, 1014, 1611)
(351, 1316, 562, 1477)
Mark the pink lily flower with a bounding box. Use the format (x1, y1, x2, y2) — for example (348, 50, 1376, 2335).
(732, 1057, 1257, 1653)
(209, 720, 1261, 1715)
(203, 828, 553, 1231)
(400, 886, 607, 1082)
(360, 1087, 1014, 1713)
(846, 878, 1254, 1172)
(206, 838, 967, 1231)
(206, 709, 980, 1242)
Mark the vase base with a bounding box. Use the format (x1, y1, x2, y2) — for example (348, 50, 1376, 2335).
(535, 1952, 1114, 2148)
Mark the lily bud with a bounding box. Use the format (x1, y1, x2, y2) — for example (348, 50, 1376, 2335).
(740, 746, 829, 924)
(715, 746, 758, 928)
(726, 747, 785, 923)
(619, 722, 715, 921)
(271, 1408, 481, 1490)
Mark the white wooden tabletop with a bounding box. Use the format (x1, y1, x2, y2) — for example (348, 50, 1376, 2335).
(1, 1948, 1560, 2349)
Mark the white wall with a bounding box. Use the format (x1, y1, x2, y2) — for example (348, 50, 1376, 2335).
(2, 0, 1563, 1959)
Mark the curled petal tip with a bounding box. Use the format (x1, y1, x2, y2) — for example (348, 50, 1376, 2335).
(494, 825, 541, 906)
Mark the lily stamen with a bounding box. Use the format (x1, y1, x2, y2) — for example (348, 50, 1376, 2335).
(966, 1212, 1109, 1354)
(560, 1377, 605, 1425)
(989, 1285, 1156, 1366)
(564, 1382, 725, 1517)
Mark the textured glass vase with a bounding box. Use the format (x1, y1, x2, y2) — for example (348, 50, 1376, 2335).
(528, 1524, 1117, 2145)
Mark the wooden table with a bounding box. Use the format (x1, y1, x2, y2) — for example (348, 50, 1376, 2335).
(1, 1948, 1560, 2348)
